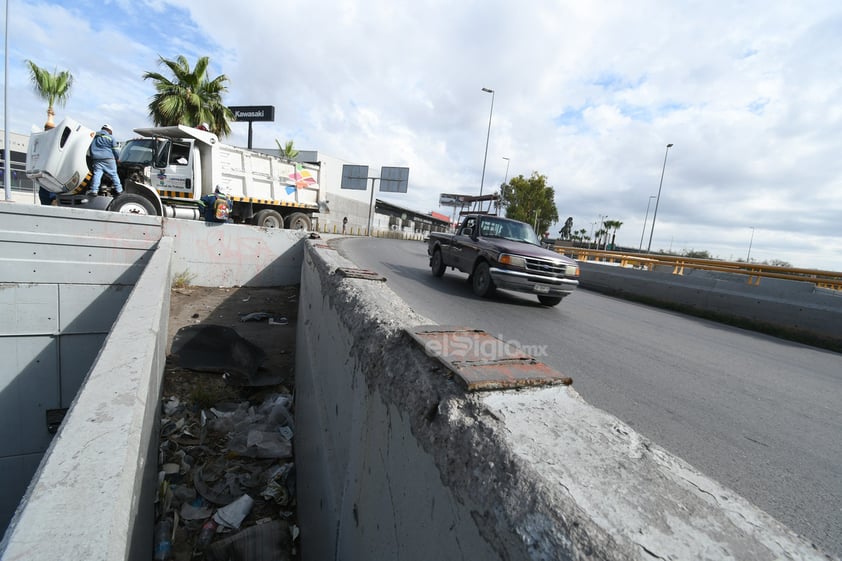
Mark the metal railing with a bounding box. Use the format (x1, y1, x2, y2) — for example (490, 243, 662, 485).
(554, 247, 842, 291)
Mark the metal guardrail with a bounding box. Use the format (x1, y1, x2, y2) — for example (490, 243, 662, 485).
(554, 247, 842, 291)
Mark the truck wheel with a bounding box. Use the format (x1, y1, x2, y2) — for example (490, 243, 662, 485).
(253, 209, 285, 228)
(285, 212, 311, 230)
(110, 193, 156, 216)
(472, 261, 496, 298)
(431, 249, 446, 277)
(537, 295, 563, 307)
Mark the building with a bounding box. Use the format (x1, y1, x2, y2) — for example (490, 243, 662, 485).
(1, 129, 38, 203)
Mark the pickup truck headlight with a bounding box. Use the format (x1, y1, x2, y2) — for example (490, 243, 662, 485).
(498, 253, 527, 268)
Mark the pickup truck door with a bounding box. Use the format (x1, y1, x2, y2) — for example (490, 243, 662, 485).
(452, 216, 479, 272)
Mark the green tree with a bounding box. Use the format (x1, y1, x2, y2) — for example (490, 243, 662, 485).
(143, 55, 233, 137)
(275, 139, 299, 161)
(500, 172, 559, 237)
(25, 60, 73, 130)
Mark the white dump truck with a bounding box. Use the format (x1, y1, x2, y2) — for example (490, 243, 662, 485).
(26, 117, 327, 229)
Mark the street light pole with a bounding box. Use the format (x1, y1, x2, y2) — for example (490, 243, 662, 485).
(502, 156, 510, 184)
(746, 227, 755, 262)
(479, 87, 494, 197)
(4, 0, 11, 201)
(646, 143, 674, 253)
(638, 195, 656, 251)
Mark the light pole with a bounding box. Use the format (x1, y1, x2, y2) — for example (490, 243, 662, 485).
(502, 156, 510, 184)
(638, 195, 656, 251)
(646, 143, 674, 253)
(746, 227, 755, 263)
(479, 87, 494, 197)
(4, 0, 11, 201)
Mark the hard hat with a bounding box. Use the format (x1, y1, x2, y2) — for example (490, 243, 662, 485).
(102, 124, 112, 132)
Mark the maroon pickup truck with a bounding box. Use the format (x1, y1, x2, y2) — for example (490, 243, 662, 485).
(427, 214, 579, 306)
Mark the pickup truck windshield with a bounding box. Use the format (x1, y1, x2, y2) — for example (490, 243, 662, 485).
(478, 217, 540, 245)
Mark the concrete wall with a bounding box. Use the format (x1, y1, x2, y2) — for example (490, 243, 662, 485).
(0, 203, 161, 534)
(0, 203, 308, 560)
(295, 240, 831, 561)
(578, 261, 842, 346)
(163, 218, 310, 287)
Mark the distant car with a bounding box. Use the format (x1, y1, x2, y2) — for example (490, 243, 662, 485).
(427, 214, 579, 306)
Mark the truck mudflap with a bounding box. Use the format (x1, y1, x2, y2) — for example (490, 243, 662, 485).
(489, 267, 579, 296)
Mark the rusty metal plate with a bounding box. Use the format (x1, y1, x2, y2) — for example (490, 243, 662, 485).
(407, 325, 572, 391)
(335, 267, 386, 281)
(313, 243, 334, 250)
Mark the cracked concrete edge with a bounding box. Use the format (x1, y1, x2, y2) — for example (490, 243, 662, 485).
(300, 239, 835, 561)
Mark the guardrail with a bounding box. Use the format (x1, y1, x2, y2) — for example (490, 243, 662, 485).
(554, 247, 842, 291)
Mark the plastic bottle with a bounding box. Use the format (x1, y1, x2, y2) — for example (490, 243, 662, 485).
(196, 518, 218, 550)
(153, 518, 173, 560)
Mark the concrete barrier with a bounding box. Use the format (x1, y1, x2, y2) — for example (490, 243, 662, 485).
(578, 261, 842, 348)
(295, 239, 832, 560)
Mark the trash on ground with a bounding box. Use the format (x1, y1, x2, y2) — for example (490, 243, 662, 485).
(155, 389, 296, 560)
(170, 324, 267, 379)
(206, 519, 292, 561)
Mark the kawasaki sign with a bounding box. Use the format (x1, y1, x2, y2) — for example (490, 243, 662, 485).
(229, 105, 275, 122)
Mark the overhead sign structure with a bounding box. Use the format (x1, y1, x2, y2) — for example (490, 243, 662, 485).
(340, 165, 370, 190)
(379, 166, 409, 193)
(228, 105, 276, 122)
(339, 164, 412, 235)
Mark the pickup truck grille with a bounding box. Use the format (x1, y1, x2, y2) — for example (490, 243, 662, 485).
(524, 257, 574, 277)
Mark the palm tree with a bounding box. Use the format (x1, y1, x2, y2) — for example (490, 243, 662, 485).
(275, 139, 299, 161)
(25, 60, 73, 130)
(603, 219, 624, 249)
(143, 55, 233, 137)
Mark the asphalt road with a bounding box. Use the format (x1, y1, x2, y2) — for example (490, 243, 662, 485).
(338, 236, 842, 557)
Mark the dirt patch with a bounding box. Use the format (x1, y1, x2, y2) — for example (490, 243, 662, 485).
(158, 285, 299, 561)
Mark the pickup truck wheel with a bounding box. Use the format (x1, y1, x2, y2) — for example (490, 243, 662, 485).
(472, 261, 496, 298)
(431, 249, 446, 277)
(286, 212, 311, 230)
(110, 193, 156, 216)
(537, 295, 563, 307)
(253, 209, 285, 228)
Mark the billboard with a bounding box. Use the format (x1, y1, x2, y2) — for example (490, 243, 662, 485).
(228, 105, 275, 122)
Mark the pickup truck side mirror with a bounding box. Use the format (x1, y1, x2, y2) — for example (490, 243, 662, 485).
(461, 227, 473, 237)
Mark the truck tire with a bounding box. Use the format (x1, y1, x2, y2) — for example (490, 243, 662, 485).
(431, 249, 446, 277)
(110, 193, 156, 216)
(472, 261, 496, 298)
(253, 209, 285, 228)
(537, 295, 563, 307)
(285, 212, 311, 230)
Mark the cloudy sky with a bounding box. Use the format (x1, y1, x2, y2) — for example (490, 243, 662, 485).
(3, 0, 841, 270)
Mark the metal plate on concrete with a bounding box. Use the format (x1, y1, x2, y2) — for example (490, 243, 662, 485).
(335, 267, 386, 281)
(407, 325, 573, 391)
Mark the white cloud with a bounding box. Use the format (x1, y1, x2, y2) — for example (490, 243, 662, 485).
(3, 0, 841, 270)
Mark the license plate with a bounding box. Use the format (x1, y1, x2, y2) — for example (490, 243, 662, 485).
(534, 284, 550, 294)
